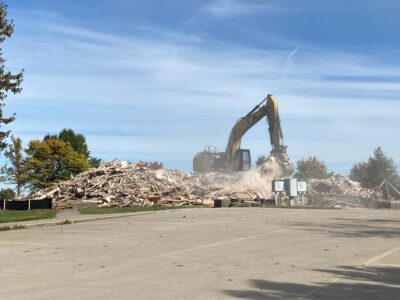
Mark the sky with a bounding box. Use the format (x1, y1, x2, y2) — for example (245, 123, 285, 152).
(3, 0, 400, 174)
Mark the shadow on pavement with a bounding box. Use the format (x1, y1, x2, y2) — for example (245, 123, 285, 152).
(223, 265, 400, 299)
(288, 217, 400, 238)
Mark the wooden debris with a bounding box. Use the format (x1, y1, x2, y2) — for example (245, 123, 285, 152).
(305, 176, 380, 208)
(29, 160, 262, 209)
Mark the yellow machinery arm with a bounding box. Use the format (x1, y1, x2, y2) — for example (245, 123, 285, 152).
(225, 94, 286, 167)
(266, 94, 284, 152)
(193, 93, 293, 174)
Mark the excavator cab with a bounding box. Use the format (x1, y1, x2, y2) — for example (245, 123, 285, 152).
(232, 149, 251, 171)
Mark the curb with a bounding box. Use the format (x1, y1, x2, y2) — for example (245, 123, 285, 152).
(0, 211, 155, 232)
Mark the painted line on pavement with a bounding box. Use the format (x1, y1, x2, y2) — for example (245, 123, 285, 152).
(362, 244, 400, 266)
(156, 228, 288, 258)
(295, 243, 400, 299)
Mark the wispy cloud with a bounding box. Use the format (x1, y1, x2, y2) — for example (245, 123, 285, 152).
(4, 8, 400, 173)
(203, 0, 278, 18)
(280, 47, 299, 79)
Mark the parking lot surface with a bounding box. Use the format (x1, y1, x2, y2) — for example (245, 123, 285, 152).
(1, 207, 400, 299)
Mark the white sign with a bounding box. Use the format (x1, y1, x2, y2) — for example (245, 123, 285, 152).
(297, 181, 307, 192)
(273, 180, 285, 192)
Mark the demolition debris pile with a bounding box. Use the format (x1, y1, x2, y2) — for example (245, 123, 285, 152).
(30, 161, 263, 209)
(29, 161, 392, 209)
(305, 176, 381, 208)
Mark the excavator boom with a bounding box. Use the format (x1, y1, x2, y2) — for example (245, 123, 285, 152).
(266, 94, 283, 149)
(193, 94, 293, 175)
(224, 96, 269, 167)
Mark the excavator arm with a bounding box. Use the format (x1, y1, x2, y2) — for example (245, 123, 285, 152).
(224, 96, 269, 166)
(225, 94, 290, 168)
(193, 93, 293, 175)
(266, 95, 283, 151)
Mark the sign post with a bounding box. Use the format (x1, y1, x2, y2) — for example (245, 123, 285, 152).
(297, 181, 307, 205)
(272, 180, 285, 207)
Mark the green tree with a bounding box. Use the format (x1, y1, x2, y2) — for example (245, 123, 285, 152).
(0, 3, 24, 151)
(58, 129, 90, 158)
(1, 136, 27, 195)
(256, 155, 268, 167)
(348, 162, 368, 186)
(294, 156, 331, 180)
(350, 147, 398, 188)
(0, 187, 14, 200)
(25, 138, 90, 190)
(87, 156, 102, 168)
(45, 129, 101, 168)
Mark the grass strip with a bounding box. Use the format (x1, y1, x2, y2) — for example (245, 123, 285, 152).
(0, 209, 56, 224)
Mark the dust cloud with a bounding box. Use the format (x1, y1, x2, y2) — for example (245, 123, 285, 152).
(205, 158, 285, 199)
(237, 159, 284, 198)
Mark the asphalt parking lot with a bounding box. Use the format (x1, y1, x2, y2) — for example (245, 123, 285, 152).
(1, 207, 399, 299)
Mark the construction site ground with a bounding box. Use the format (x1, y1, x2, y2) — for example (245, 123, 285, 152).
(1, 207, 400, 300)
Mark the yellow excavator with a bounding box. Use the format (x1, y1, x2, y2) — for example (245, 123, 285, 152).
(193, 94, 293, 176)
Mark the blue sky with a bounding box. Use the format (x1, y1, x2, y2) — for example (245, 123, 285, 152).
(3, 0, 400, 174)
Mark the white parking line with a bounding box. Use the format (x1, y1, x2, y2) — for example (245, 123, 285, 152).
(296, 243, 400, 299)
(362, 244, 400, 266)
(155, 228, 288, 258)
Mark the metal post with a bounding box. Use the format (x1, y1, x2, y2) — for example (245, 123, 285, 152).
(3, 199, 6, 211)
(28, 199, 31, 211)
(275, 193, 278, 207)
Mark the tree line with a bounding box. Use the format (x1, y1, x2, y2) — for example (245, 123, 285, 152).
(257, 146, 399, 189)
(1, 129, 101, 197)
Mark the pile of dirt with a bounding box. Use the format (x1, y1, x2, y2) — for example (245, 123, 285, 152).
(29, 161, 262, 209)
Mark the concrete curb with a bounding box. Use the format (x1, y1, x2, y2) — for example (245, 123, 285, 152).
(0, 211, 155, 231)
